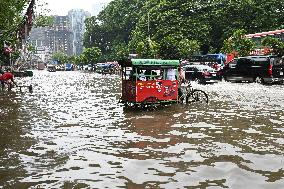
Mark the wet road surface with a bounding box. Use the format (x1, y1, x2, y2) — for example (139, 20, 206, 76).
(0, 70, 283, 188)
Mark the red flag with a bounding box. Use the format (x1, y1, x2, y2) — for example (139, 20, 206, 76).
(3, 42, 13, 55)
(4, 47, 13, 54)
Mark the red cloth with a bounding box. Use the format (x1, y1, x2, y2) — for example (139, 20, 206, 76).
(0, 72, 14, 81)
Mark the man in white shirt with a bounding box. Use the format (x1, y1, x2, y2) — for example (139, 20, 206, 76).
(166, 68, 176, 80)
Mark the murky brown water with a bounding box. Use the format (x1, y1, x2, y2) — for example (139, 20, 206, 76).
(0, 70, 283, 189)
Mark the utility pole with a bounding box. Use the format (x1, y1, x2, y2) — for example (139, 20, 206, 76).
(147, 12, 150, 41)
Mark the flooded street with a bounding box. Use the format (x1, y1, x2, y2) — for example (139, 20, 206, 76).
(0, 70, 283, 189)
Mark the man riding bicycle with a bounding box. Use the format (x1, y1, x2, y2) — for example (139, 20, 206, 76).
(178, 66, 186, 102)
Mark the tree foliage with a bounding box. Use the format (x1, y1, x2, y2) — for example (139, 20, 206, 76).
(81, 47, 102, 64)
(51, 51, 69, 64)
(0, 0, 52, 65)
(34, 15, 53, 27)
(0, 0, 27, 40)
(84, 0, 145, 61)
(84, 0, 284, 60)
(221, 29, 255, 57)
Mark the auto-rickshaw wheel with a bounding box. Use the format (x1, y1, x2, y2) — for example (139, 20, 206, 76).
(141, 97, 159, 110)
(124, 101, 133, 107)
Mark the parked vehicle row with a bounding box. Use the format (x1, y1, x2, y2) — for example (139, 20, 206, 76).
(80, 62, 120, 74)
(183, 55, 284, 85)
(221, 55, 284, 84)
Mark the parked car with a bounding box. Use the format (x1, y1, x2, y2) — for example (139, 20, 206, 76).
(222, 56, 284, 84)
(96, 63, 115, 74)
(47, 64, 56, 72)
(184, 64, 219, 84)
(55, 65, 65, 71)
(65, 63, 74, 71)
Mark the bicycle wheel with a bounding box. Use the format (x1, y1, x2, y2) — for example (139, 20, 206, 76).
(178, 93, 187, 104)
(186, 89, 208, 103)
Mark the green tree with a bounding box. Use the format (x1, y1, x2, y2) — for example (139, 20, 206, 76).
(129, 37, 159, 58)
(81, 47, 102, 65)
(84, 0, 284, 60)
(0, 0, 52, 66)
(0, 0, 30, 65)
(84, 0, 145, 61)
(34, 15, 53, 27)
(0, 0, 27, 40)
(221, 29, 255, 57)
(178, 39, 200, 59)
(52, 51, 68, 64)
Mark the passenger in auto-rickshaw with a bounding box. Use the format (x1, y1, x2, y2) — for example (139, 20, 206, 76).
(136, 69, 146, 81)
(131, 68, 162, 81)
(166, 68, 176, 80)
(131, 66, 182, 82)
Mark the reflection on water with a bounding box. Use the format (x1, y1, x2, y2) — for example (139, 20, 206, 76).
(0, 70, 283, 188)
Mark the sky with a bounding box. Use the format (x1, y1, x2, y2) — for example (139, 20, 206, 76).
(38, 0, 112, 16)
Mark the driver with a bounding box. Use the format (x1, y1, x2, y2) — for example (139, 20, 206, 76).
(178, 66, 186, 102)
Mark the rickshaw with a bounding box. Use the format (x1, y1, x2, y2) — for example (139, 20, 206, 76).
(118, 59, 208, 108)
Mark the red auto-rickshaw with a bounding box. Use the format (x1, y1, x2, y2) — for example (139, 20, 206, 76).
(118, 59, 181, 107)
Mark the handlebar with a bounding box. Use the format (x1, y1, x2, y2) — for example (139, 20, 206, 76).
(180, 80, 191, 87)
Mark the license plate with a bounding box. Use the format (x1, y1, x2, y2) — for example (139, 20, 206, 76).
(280, 72, 283, 75)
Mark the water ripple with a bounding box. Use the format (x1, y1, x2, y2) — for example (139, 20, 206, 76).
(0, 71, 283, 188)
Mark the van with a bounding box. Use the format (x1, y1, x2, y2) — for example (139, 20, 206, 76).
(222, 56, 284, 84)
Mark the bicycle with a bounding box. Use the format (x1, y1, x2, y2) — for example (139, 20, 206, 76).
(1, 81, 33, 93)
(178, 80, 209, 104)
(0, 81, 13, 92)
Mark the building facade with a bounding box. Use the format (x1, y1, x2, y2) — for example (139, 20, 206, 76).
(47, 16, 73, 56)
(29, 12, 90, 60)
(68, 9, 91, 55)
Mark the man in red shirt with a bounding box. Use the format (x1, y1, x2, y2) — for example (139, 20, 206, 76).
(0, 69, 17, 91)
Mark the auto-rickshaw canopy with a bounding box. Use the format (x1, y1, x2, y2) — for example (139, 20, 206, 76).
(132, 59, 180, 66)
(118, 59, 180, 67)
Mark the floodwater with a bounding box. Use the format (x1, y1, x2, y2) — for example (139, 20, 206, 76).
(0, 70, 283, 189)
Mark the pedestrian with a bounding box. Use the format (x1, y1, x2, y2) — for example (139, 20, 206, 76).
(0, 68, 17, 91)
